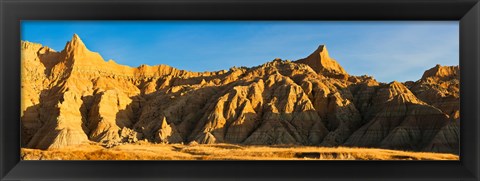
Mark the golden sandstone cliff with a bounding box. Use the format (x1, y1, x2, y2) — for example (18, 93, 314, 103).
(20, 34, 460, 154)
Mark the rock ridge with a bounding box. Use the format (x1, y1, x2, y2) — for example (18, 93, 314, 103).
(20, 34, 459, 154)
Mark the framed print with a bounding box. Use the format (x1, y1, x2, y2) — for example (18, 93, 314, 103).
(1, 0, 479, 180)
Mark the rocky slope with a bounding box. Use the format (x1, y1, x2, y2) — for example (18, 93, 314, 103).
(20, 34, 460, 154)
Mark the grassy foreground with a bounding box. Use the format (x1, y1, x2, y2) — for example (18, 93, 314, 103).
(21, 142, 459, 160)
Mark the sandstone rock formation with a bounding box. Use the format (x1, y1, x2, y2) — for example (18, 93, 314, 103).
(408, 64, 460, 154)
(20, 34, 459, 154)
(295, 45, 348, 80)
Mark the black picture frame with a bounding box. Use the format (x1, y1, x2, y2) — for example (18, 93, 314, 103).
(1, 0, 479, 180)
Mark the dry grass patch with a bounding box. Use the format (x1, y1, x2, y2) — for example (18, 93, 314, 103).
(21, 143, 459, 160)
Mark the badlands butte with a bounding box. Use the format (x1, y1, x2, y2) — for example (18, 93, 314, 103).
(20, 34, 459, 160)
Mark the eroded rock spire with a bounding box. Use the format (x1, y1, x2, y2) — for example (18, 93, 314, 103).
(295, 45, 348, 79)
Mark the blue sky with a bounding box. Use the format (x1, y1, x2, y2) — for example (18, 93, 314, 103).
(21, 21, 458, 82)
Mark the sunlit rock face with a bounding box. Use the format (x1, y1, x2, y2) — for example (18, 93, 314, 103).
(21, 34, 459, 154)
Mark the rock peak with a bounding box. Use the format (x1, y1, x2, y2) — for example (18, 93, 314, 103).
(316, 44, 328, 53)
(420, 64, 459, 81)
(386, 81, 421, 104)
(69, 34, 86, 47)
(313, 45, 330, 57)
(307, 45, 329, 60)
(59, 33, 106, 65)
(63, 34, 89, 58)
(389, 81, 407, 89)
(295, 44, 348, 79)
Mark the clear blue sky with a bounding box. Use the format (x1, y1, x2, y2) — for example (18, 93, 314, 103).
(21, 21, 458, 82)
